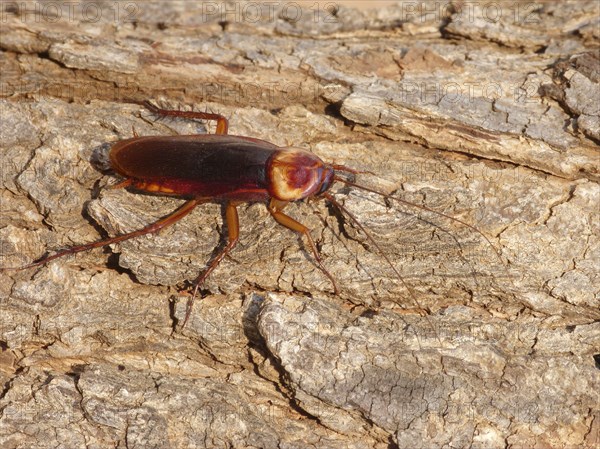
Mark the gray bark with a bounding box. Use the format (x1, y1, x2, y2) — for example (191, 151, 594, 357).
(0, 1, 598, 448)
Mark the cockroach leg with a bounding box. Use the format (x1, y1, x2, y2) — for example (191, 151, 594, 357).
(8, 198, 201, 272)
(268, 199, 340, 295)
(182, 201, 241, 327)
(142, 101, 229, 135)
(108, 178, 133, 190)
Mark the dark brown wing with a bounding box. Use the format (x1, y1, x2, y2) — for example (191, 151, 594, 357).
(110, 135, 280, 200)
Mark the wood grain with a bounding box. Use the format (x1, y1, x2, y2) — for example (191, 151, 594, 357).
(0, 2, 598, 448)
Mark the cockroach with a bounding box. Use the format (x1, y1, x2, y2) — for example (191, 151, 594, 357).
(2, 102, 507, 328)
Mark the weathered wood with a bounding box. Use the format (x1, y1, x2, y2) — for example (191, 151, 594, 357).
(0, 1, 598, 448)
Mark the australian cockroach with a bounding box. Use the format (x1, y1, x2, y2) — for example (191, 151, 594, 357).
(2, 102, 507, 328)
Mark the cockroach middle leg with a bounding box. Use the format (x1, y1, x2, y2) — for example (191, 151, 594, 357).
(181, 202, 241, 328)
(268, 199, 340, 295)
(141, 101, 229, 135)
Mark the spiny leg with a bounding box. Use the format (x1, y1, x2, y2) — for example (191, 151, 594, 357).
(7, 199, 201, 271)
(181, 202, 240, 327)
(142, 101, 229, 135)
(268, 199, 339, 295)
(108, 178, 133, 190)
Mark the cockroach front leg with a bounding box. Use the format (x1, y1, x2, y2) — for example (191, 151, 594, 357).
(268, 199, 339, 295)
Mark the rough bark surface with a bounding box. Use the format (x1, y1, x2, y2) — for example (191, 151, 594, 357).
(0, 1, 598, 448)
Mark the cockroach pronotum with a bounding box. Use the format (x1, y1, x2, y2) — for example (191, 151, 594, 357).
(2, 102, 507, 329)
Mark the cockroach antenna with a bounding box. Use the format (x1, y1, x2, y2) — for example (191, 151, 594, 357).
(323, 192, 442, 346)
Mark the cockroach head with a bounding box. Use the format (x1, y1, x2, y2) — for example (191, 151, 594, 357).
(267, 148, 334, 201)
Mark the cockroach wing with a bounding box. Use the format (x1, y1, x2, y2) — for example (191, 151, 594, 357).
(110, 135, 280, 201)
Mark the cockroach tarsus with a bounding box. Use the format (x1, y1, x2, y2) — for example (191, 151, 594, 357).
(2, 101, 510, 330)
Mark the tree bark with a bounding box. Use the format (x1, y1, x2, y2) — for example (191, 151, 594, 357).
(0, 1, 598, 448)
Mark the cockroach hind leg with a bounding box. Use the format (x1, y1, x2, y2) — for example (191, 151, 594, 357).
(3, 199, 201, 283)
